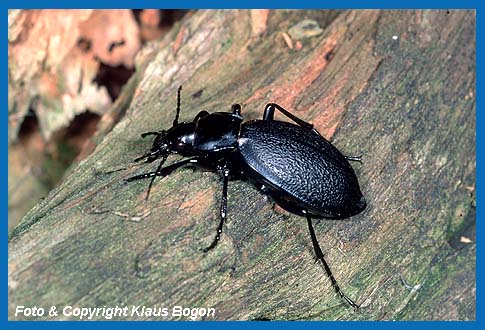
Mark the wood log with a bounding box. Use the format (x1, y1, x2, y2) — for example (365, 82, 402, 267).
(8, 10, 475, 320)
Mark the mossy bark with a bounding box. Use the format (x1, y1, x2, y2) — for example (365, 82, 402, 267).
(9, 10, 475, 320)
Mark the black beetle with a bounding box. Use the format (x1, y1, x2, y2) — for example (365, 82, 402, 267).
(126, 86, 366, 308)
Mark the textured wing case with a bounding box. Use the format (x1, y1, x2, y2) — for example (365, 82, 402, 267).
(239, 120, 365, 218)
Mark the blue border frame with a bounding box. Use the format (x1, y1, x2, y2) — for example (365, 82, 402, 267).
(2, 0, 481, 9)
(1, 321, 484, 329)
(5, 0, 480, 328)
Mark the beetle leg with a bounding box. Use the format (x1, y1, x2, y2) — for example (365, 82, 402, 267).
(140, 131, 161, 138)
(263, 103, 328, 138)
(304, 211, 360, 309)
(125, 157, 200, 203)
(202, 166, 230, 253)
(345, 155, 363, 163)
(231, 104, 242, 116)
(263, 103, 314, 130)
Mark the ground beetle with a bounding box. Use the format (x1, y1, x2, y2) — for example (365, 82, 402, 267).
(126, 86, 366, 308)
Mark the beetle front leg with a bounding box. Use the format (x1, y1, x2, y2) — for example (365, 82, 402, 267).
(124, 157, 200, 182)
(125, 157, 199, 203)
(202, 166, 230, 253)
(140, 131, 161, 138)
(304, 211, 360, 309)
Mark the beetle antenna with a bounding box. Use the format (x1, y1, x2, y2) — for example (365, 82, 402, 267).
(173, 85, 182, 127)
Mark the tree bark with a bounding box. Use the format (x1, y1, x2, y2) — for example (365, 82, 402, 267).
(8, 10, 475, 320)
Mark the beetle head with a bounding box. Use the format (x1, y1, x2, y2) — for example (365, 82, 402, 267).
(134, 131, 169, 163)
(134, 85, 198, 163)
(134, 119, 199, 163)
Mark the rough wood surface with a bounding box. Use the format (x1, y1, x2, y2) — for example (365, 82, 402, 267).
(8, 10, 475, 320)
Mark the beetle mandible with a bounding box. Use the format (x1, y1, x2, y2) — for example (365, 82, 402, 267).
(125, 86, 366, 308)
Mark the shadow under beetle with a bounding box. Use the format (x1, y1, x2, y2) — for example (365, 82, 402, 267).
(126, 86, 366, 308)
